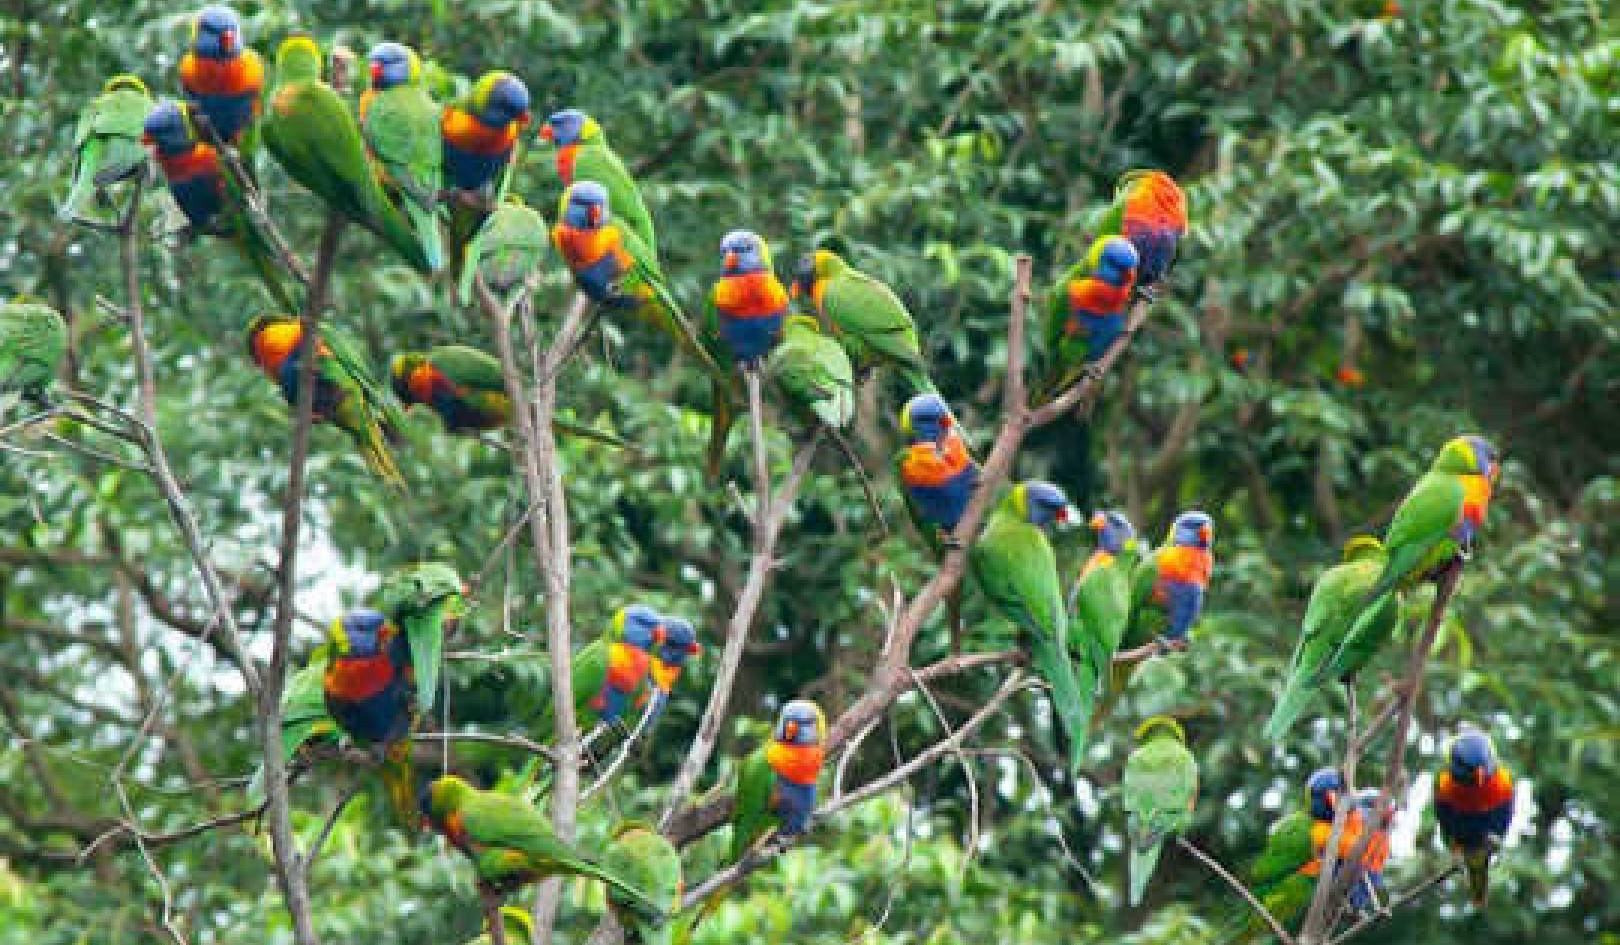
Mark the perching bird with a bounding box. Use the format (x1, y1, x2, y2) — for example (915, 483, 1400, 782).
(767, 315, 854, 430)
(323, 608, 417, 827)
(442, 71, 530, 194)
(1265, 536, 1402, 740)
(420, 774, 663, 920)
(462, 906, 533, 945)
(894, 393, 980, 550)
(1219, 810, 1315, 944)
(1123, 715, 1199, 906)
(178, 4, 264, 147)
(278, 653, 338, 767)
(1037, 235, 1139, 401)
(376, 562, 464, 714)
(1067, 510, 1138, 746)
(359, 41, 445, 272)
(712, 230, 788, 366)
(0, 301, 67, 408)
(595, 605, 666, 728)
(1096, 169, 1189, 297)
(60, 75, 152, 221)
(246, 314, 407, 487)
(1306, 768, 1390, 914)
(1433, 727, 1515, 906)
(732, 700, 827, 860)
(540, 108, 656, 257)
(602, 822, 683, 945)
(457, 194, 548, 308)
(971, 482, 1091, 773)
(391, 345, 512, 434)
(1363, 435, 1499, 604)
(143, 100, 295, 309)
(647, 616, 701, 719)
(261, 35, 430, 272)
(792, 249, 934, 394)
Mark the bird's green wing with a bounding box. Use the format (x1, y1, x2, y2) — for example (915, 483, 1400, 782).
(1322, 586, 1401, 684)
(363, 85, 440, 200)
(730, 748, 777, 862)
(466, 201, 549, 305)
(603, 824, 681, 943)
(1370, 471, 1466, 600)
(1123, 737, 1198, 905)
(1246, 811, 1314, 890)
(1070, 557, 1131, 690)
(622, 228, 728, 381)
(575, 141, 656, 259)
(430, 344, 507, 394)
(1266, 557, 1374, 740)
(280, 660, 337, 762)
(529, 638, 609, 742)
(821, 270, 929, 381)
(768, 328, 854, 429)
(970, 511, 1065, 641)
(323, 323, 408, 437)
(0, 303, 68, 399)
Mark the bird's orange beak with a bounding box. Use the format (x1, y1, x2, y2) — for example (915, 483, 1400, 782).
(1327, 790, 1339, 811)
(141, 131, 153, 145)
(940, 413, 953, 429)
(724, 251, 739, 271)
(220, 29, 236, 54)
(369, 62, 382, 86)
(539, 123, 554, 142)
(1474, 768, 1487, 787)
(784, 720, 799, 741)
(652, 624, 667, 647)
(789, 281, 801, 299)
(1089, 512, 1106, 531)
(587, 205, 601, 227)
(1199, 524, 1213, 545)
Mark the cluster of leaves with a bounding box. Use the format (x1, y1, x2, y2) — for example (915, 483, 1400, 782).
(1, 1, 1615, 943)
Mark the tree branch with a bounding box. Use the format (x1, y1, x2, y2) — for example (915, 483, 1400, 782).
(1178, 836, 1295, 944)
(1327, 866, 1458, 945)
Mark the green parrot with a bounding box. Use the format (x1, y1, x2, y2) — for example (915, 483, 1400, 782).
(279, 655, 339, 766)
(1362, 435, 1499, 605)
(541, 108, 658, 258)
(376, 562, 465, 714)
(791, 249, 935, 394)
(1123, 715, 1199, 906)
(1066, 510, 1139, 754)
(1219, 811, 1316, 944)
(462, 906, 533, 945)
(421, 774, 663, 921)
(766, 315, 854, 431)
(730, 747, 776, 863)
(457, 194, 548, 308)
(246, 314, 408, 487)
(261, 34, 430, 273)
(602, 821, 683, 945)
(1264, 536, 1402, 740)
(60, 74, 152, 221)
(1101, 511, 1213, 710)
(359, 42, 445, 273)
(0, 301, 68, 407)
(969, 481, 1090, 774)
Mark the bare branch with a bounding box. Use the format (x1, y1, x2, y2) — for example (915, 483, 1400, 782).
(1178, 836, 1295, 945)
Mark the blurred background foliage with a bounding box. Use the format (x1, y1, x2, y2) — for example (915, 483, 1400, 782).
(0, 0, 1615, 942)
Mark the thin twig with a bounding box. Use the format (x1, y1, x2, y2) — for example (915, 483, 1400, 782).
(410, 730, 555, 761)
(1178, 836, 1295, 944)
(301, 782, 362, 872)
(77, 799, 270, 861)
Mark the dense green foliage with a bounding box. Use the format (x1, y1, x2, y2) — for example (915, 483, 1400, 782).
(2, 1, 1614, 943)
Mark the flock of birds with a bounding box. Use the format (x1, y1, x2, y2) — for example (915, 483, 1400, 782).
(0, 4, 1518, 940)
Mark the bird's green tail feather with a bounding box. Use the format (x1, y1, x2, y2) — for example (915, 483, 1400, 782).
(1028, 631, 1090, 774)
(1263, 674, 1317, 742)
(60, 145, 102, 220)
(1465, 847, 1491, 906)
(1128, 836, 1163, 906)
(402, 196, 445, 274)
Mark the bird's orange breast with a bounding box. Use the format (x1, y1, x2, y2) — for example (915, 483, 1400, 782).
(180, 50, 264, 96)
(714, 272, 788, 317)
(442, 107, 518, 155)
(900, 434, 972, 488)
(766, 741, 824, 786)
(1435, 769, 1514, 813)
(1158, 546, 1211, 587)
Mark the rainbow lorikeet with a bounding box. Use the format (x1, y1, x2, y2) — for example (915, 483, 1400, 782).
(1218, 810, 1314, 944)
(359, 42, 445, 273)
(894, 393, 980, 551)
(60, 75, 152, 221)
(278, 654, 338, 767)
(1036, 234, 1139, 402)
(1096, 169, 1189, 297)
(0, 301, 67, 408)
(144, 101, 295, 310)
(262, 35, 431, 273)
(540, 108, 656, 258)
(711, 230, 788, 366)
(377, 562, 465, 714)
(732, 700, 827, 860)
(767, 315, 854, 431)
(442, 71, 529, 194)
(1265, 536, 1403, 740)
(457, 194, 548, 308)
(324, 608, 418, 828)
(1066, 510, 1139, 748)
(462, 906, 533, 945)
(603, 822, 683, 945)
(420, 774, 663, 921)
(528, 606, 665, 745)
(1123, 715, 1199, 906)
(1433, 727, 1515, 906)
(791, 249, 934, 394)
(246, 314, 407, 487)
(391, 345, 512, 433)
(971, 482, 1092, 774)
(1305, 768, 1390, 914)
(1362, 436, 1499, 605)
(647, 616, 701, 722)
(178, 4, 264, 147)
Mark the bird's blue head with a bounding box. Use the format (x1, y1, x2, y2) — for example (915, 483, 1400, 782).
(900, 393, 955, 446)
(1089, 510, 1136, 554)
(657, 616, 701, 668)
(613, 604, 665, 652)
(474, 72, 530, 129)
(191, 4, 244, 59)
(561, 181, 611, 229)
(331, 608, 388, 658)
(1448, 729, 1498, 785)
(1308, 767, 1346, 820)
(539, 107, 594, 146)
(366, 42, 415, 90)
(142, 101, 198, 155)
(720, 230, 770, 276)
(1169, 510, 1214, 550)
(1465, 435, 1499, 483)
(776, 699, 825, 746)
(1015, 481, 1071, 528)
(1095, 235, 1140, 284)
